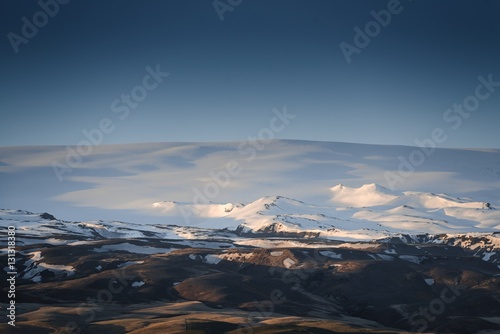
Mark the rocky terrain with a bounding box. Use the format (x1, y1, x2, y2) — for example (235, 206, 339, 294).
(1, 210, 500, 333)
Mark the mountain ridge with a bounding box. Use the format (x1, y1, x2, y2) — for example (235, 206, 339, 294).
(1, 139, 499, 224)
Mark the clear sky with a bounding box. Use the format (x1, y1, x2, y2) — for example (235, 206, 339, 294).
(1, 0, 499, 148)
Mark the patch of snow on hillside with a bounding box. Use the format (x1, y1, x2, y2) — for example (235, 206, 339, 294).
(425, 278, 435, 286)
(483, 252, 496, 262)
(204, 254, 222, 265)
(22, 252, 75, 282)
(283, 258, 296, 268)
(132, 281, 145, 288)
(319, 251, 342, 259)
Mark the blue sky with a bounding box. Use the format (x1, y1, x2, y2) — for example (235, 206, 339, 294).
(1, 0, 500, 148)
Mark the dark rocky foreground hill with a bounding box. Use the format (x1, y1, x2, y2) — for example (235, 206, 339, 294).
(1, 234, 500, 334)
